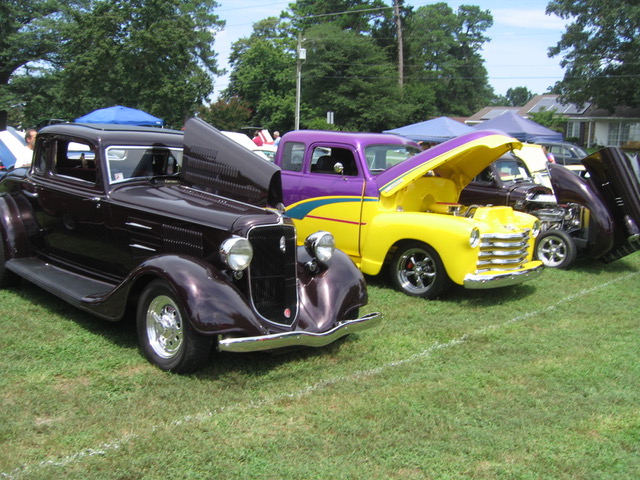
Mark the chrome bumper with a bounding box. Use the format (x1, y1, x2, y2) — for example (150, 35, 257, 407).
(463, 262, 544, 289)
(217, 312, 381, 353)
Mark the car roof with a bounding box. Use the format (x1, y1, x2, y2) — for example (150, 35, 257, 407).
(39, 122, 184, 148)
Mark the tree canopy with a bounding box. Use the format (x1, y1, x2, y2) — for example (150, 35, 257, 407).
(547, 0, 640, 110)
(223, 1, 494, 133)
(4, 0, 223, 129)
(4, 0, 501, 133)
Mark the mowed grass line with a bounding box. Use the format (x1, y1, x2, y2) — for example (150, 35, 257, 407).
(1, 253, 638, 479)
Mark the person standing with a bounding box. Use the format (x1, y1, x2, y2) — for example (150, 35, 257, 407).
(25, 129, 37, 150)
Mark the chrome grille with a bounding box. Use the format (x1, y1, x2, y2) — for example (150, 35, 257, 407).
(476, 231, 532, 272)
(247, 224, 298, 325)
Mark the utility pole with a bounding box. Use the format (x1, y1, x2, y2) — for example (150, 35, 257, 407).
(394, 0, 404, 88)
(295, 32, 306, 130)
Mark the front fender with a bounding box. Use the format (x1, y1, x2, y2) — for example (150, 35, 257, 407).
(548, 163, 615, 258)
(127, 254, 266, 336)
(359, 212, 479, 284)
(0, 193, 33, 260)
(296, 247, 368, 332)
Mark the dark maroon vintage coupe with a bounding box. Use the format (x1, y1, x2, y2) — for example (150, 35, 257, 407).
(0, 118, 380, 373)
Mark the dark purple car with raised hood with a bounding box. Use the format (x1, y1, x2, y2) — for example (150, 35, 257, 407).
(0, 118, 380, 373)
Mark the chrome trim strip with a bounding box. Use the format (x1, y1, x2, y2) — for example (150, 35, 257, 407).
(463, 263, 544, 289)
(130, 243, 156, 252)
(126, 222, 153, 230)
(217, 312, 381, 353)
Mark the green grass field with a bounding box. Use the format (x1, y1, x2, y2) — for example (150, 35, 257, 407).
(1, 252, 638, 479)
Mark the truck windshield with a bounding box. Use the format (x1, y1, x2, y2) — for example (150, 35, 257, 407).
(364, 145, 421, 173)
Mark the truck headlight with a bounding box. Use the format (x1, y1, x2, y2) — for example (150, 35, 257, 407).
(305, 231, 335, 263)
(220, 237, 253, 271)
(469, 227, 481, 248)
(531, 220, 541, 238)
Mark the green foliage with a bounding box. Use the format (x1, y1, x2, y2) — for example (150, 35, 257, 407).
(506, 86, 535, 107)
(6, 0, 223, 129)
(0, 0, 87, 129)
(547, 0, 640, 109)
(288, 0, 390, 33)
(196, 97, 252, 131)
(528, 108, 566, 132)
(225, 17, 297, 132)
(404, 3, 494, 116)
(300, 23, 409, 131)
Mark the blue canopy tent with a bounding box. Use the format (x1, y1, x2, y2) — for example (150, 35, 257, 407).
(472, 110, 563, 143)
(75, 105, 164, 126)
(383, 117, 475, 143)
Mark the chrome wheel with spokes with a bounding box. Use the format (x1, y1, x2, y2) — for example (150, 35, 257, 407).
(137, 280, 212, 373)
(389, 242, 450, 299)
(535, 230, 577, 269)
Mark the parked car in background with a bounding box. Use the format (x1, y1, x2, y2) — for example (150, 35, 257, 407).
(274, 129, 543, 299)
(0, 119, 380, 373)
(538, 141, 588, 166)
(460, 147, 640, 268)
(222, 131, 277, 162)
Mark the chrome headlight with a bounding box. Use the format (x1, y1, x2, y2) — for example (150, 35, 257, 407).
(220, 237, 253, 271)
(304, 231, 335, 263)
(469, 227, 481, 248)
(531, 220, 541, 238)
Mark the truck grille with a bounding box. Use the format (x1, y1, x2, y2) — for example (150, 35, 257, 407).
(247, 224, 298, 325)
(476, 231, 532, 272)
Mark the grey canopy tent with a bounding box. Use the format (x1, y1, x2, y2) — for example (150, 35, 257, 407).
(383, 117, 475, 143)
(472, 110, 562, 143)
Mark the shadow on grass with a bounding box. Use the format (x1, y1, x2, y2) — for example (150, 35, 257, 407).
(9, 277, 357, 379)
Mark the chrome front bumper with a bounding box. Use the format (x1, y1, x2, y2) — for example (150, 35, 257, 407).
(463, 262, 544, 289)
(217, 312, 382, 353)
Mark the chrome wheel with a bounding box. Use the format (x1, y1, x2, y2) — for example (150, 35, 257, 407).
(535, 230, 577, 269)
(146, 295, 183, 359)
(137, 279, 213, 373)
(389, 242, 450, 298)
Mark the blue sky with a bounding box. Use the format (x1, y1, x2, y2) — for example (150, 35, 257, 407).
(212, 0, 568, 97)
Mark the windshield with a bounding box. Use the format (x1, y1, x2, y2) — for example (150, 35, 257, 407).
(494, 157, 533, 182)
(364, 144, 421, 174)
(106, 146, 183, 184)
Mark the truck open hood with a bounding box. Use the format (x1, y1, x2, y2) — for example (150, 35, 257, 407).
(182, 118, 283, 208)
(377, 130, 522, 197)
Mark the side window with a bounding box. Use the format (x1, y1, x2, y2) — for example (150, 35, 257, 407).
(107, 147, 183, 183)
(310, 147, 358, 176)
(51, 140, 98, 184)
(281, 142, 305, 172)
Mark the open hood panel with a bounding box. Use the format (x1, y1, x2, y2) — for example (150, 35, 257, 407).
(377, 130, 522, 197)
(182, 118, 283, 207)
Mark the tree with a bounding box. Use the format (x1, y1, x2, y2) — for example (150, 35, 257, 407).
(225, 17, 298, 132)
(196, 97, 252, 131)
(547, 0, 640, 110)
(10, 0, 223, 129)
(506, 86, 534, 107)
(528, 108, 566, 133)
(0, 0, 84, 130)
(300, 23, 410, 131)
(287, 0, 390, 34)
(404, 3, 494, 117)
